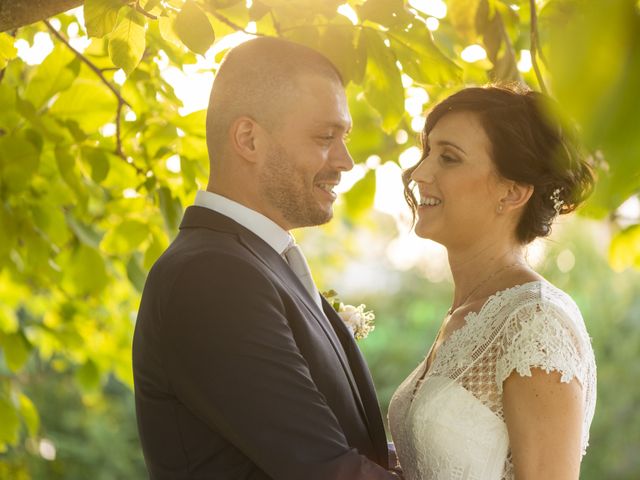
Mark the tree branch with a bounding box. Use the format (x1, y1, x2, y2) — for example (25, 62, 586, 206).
(135, 0, 157, 20)
(0, 0, 83, 32)
(529, 0, 548, 94)
(44, 20, 131, 109)
(211, 11, 262, 36)
(44, 19, 145, 176)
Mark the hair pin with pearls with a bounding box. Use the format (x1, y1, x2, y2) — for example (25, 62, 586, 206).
(550, 187, 565, 214)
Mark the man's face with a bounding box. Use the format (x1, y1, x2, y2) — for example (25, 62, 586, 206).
(258, 74, 354, 230)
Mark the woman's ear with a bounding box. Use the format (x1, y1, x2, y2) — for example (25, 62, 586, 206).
(228, 116, 262, 163)
(498, 181, 534, 213)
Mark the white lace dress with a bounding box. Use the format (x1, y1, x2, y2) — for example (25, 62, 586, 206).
(388, 281, 596, 480)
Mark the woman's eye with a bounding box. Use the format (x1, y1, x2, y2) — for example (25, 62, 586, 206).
(441, 154, 458, 164)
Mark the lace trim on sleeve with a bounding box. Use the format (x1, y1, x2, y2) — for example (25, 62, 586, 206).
(495, 301, 586, 394)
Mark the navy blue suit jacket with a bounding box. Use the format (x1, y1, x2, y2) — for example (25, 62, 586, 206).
(133, 206, 394, 479)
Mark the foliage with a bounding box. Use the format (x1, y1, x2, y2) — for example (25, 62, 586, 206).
(0, 0, 639, 476)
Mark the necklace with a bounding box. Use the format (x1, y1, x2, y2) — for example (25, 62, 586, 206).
(447, 261, 524, 316)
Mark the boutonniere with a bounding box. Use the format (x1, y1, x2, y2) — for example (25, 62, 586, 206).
(321, 290, 375, 341)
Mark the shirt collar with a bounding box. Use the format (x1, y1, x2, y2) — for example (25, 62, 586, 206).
(194, 190, 291, 255)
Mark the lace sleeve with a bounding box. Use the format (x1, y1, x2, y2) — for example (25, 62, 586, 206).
(495, 300, 588, 393)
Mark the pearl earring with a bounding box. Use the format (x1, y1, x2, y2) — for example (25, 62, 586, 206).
(497, 204, 504, 213)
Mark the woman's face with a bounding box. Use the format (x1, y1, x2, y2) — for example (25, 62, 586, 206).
(410, 111, 508, 248)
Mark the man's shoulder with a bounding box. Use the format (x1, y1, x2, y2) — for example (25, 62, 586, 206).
(154, 228, 258, 275)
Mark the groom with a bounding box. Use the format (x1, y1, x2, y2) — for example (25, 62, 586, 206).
(133, 37, 399, 479)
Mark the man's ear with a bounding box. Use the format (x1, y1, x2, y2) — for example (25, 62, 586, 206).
(499, 181, 534, 213)
(228, 116, 262, 163)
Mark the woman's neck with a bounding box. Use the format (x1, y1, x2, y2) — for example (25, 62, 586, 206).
(446, 238, 527, 310)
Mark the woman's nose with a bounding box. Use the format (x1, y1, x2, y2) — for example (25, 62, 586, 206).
(411, 158, 435, 184)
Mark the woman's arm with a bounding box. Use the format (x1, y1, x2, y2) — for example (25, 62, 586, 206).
(503, 368, 583, 480)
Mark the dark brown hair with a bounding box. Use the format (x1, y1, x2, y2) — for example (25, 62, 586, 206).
(403, 84, 595, 244)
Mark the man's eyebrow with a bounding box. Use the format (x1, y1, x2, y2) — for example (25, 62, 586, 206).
(314, 121, 352, 133)
(434, 139, 467, 155)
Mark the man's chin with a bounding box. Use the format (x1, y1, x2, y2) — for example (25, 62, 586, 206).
(290, 208, 333, 228)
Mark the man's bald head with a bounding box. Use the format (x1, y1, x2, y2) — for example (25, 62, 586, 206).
(205, 37, 343, 165)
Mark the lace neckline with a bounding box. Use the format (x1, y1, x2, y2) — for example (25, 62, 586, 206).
(411, 280, 545, 401)
(464, 280, 543, 319)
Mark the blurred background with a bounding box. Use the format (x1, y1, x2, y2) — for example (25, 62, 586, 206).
(1, 0, 639, 478)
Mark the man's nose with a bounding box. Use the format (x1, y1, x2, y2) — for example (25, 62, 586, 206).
(332, 141, 354, 172)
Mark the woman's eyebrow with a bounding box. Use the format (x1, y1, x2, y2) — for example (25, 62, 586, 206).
(433, 139, 467, 155)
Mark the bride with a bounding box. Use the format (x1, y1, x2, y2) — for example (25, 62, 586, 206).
(388, 85, 596, 480)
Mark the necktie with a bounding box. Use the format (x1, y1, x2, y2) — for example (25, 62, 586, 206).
(283, 242, 322, 308)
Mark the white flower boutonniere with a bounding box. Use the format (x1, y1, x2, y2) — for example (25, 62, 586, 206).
(322, 290, 375, 341)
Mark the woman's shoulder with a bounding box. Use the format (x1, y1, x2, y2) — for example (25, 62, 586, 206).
(494, 279, 594, 358)
(494, 279, 583, 322)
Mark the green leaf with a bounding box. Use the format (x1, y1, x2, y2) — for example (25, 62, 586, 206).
(361, 29, 404, 132)
(67, 245, 109, 295)
(389, 23, 462, 85)
(158, 15, 182, 47)
(609, 225, 640, 272)
(141, 0, 163, 14)
(282, 24, 321, 52)
(249, 0, 272, 21)
(0, 134, 40, 194)
(210, 1, 250, 38)
(0, 84, 19, 129)
(55, 147, 87, 204)
(84, 0, 126, 37)
(65, 212, 103, 248)
(127, 253, 147, 292)
(3, 332, 31, 372)
(352, 30, 368, 86)
(317, 23, 362, 86)
(172, 110, 206, 137)
(344, 84, 403, 163)
(32, 204, 70, 246)
(0, 303, 18, 333)
(144, 123, 178, 158)
(16, 97, 69, 143)
(24, 46, 79, 110)
(447, 0, 486, 40)
(143, 233, 168, 270)
(0, 396, 20, 447)
(108, 9, 147, 74)
(0, 206, 16, 266)
(18, 394, 39, 437)
(82, 147, 110, 183)
(0, 32, 17, 70)
(543, 0, 640, 212)
(158, 186, 183, 234)
(101, 219, 150, 254)
(344, 168, 376, 219)
(174, 1, 216, 55)
(50, 79, 117, 132)
(357, 0, 413, 26)
(75, 359, 101, 392)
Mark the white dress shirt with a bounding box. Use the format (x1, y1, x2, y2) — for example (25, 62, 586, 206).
(194, 190, 291, 255)
(193, 190, 324, 308)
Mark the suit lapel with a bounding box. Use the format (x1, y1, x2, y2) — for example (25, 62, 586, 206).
(237, 231, 372, 426)
(180, 207, 376, 446)
(322, 297, 389, 468)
